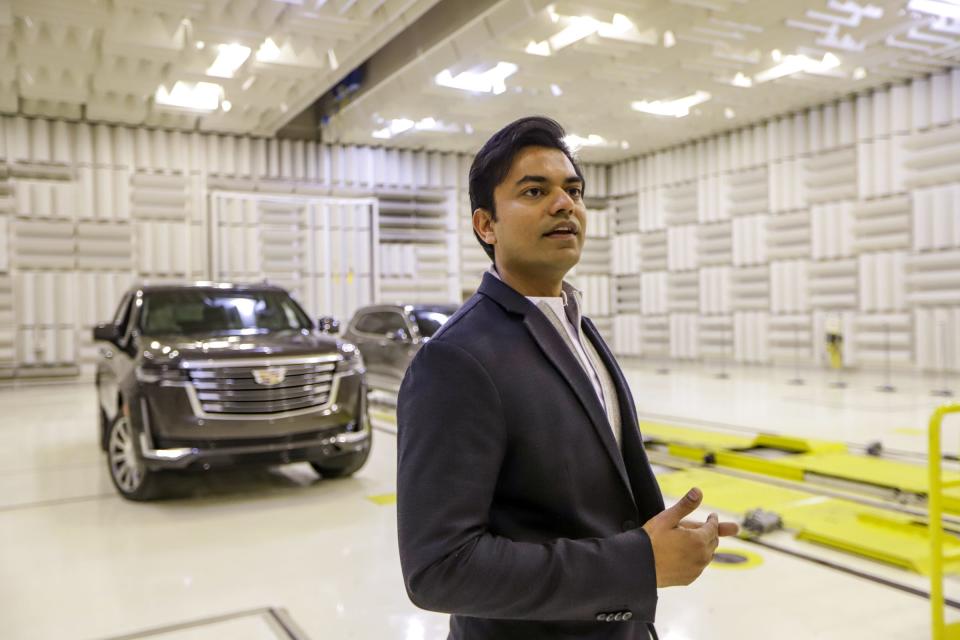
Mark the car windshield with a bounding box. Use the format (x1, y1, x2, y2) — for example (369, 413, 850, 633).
(413, 309, 454, 338)
(139, 290, 312, 336)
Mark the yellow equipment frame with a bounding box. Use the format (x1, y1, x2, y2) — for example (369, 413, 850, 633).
(930, 403, 960, 640)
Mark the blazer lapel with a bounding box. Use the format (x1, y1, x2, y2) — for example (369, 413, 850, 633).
(582, 318, 665, 514)
(478, 274, 634, 499)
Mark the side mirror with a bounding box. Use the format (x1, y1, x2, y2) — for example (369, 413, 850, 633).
(318, 316, 341, 335)
(386, 328, 409, 343)
(93, 323, 120, 343)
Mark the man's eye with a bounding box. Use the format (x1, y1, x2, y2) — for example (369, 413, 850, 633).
(523, 188, 543, 197)
(568, 188, 583, 198)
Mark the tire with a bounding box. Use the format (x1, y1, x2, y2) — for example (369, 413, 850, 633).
(106, 413, 164, 501)
(98, 407, 110, 452)
(310, 438, 371, 479)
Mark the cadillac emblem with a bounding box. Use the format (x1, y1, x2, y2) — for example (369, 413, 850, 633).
(253, 367, 286, 386)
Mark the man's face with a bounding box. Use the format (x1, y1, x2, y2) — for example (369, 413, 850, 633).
(474, 146, 586, 282)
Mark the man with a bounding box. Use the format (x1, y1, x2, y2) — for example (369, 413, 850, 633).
(397, 117, 738, 639)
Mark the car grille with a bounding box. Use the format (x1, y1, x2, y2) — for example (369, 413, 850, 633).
(187, 361, 336, 415)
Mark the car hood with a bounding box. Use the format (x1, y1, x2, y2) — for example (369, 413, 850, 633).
(138, 331, 345, 366)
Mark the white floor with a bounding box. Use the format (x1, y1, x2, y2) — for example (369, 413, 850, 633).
(0, 362, 958, 640)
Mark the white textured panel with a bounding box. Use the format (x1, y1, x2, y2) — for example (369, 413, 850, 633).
(667, 225, 698, 271)
(731, 214, 767, 266)
(641, 231, 667, 271)
(641, 271, 667, 315)
(769, 159, 806, 212)
(12, 219, 74, 269)
(699, 267, 731, 315)
(638, 188, 664, 232)
(903, 123, 960, 190)
(732, 266, 769, 311)
(915, 307, 960, 373)
(806, 147, 857, 204)
(667, 272, 698, 313)
(853, 196, 911, 253)
(769, 313, 813, 362)
(698, 221, 732, 266)
(913, 184, 960, 251)
(734, 311, 769, 363)
(612, 233, 641, 275)
(669, 313, 699, 359)
(809, 259, 858, 310)
(854, 313, 912, 367)
(613, 314, 642, 356)
(770, 260, 810, 313)
(0, 216, 7, 272)
(768, 210, 811, 261)
(859, 252, 907, 312)
(907, 250, 960, 306)
(811, 202, 855, 260)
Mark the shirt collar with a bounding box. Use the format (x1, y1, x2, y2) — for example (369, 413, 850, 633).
(486, 264, 584, 326)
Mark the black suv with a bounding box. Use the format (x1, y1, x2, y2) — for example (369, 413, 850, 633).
(93, 283, 371, 501)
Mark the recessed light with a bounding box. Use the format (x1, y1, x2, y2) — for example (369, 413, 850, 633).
(853, 66, 867, 80)
(222, 100, 232, 112)
(724, 108, 735, 119)
(196, 41, 205, 50)
(663, 30, 676, 48)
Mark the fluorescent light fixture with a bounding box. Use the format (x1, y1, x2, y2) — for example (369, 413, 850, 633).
(732, 72, 753, 88)
(155, 81, 222, 111)
(753, 52, 841, 84)
(435, 62, 518, 95)
(853, 66, 867, 80)
(564, 133, 630, 151)
(724, 107, 735, 119)
(548, 5, 560, 23)
(241, 76, 256, 91)
(195, 40, 205, 50)
(771, 49, 782, 61)
(663, 29, 676, 48)
(526, 40, 551, 56)
(328, 49, 339, 70)
(222, 100, 232, 112)
(546, 12, 640, 51)
(550, 16, 598, 50)
(256, 37, 282, 62)
(207, 43, 251, 78)
(907, 0, 960, 19)
(373, 117, 462, 139)
(550, 83, 563, 96)
(597, 13, 635, 38)
(631, 91, 711, 118)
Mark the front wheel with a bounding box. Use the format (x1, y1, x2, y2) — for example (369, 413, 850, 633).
(106, 414, 164, 501)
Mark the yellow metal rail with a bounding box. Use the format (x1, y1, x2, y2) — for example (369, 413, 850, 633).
(930, 403, 960, 640)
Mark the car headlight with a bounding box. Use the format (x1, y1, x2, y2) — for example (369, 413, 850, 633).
(135, 365, 188, 384)
(334, 346, 365, 375)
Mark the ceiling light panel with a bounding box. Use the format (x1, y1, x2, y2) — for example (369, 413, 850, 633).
(207, 43, 252, 78)
(434, 62, 518, 95)
(631, 91, 712, 118)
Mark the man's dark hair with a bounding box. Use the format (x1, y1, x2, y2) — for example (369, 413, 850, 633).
(469, 116, 584, 261)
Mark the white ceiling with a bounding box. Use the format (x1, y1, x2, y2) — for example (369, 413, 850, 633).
(0, 0, 443, 135)
(325, 0, 960, 161)
(0, 0, 958, 161)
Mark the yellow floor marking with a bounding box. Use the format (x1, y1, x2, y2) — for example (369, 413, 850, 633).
(367, 493, 397, 506)
(892, 427, 925, 436)
(657, 467, 960, 575)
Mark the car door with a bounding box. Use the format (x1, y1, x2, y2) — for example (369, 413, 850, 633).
(350, 310, 388, 384)
(378, 311, 416, 388)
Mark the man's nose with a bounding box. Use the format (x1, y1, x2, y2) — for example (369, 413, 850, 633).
(549, 188, 575, 213)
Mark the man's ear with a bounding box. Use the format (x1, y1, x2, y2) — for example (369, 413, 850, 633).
(473, 208, 496, 245)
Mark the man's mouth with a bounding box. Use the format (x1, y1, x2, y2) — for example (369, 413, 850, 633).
(543, 224, 578, 238)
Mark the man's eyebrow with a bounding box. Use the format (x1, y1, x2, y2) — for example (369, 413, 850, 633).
(514, 175, 584, 186)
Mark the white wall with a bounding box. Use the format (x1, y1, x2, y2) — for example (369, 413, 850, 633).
(605, 69, 960, 374)
(0, 116, 471, 378)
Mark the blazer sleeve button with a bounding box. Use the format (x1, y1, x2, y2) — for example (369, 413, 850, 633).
(614, 613, 625, 621)
(596, 614, 607, 622)
(623, 612, 633, 621)
(605, 614, 616, 622)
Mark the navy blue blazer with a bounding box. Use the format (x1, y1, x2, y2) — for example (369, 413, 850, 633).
(397, 272, 665, 639)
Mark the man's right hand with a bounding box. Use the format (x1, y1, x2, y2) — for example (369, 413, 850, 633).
(642, 487, 738, 588)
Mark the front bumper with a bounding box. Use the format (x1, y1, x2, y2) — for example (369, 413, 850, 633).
(139, 427, 370, 470)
